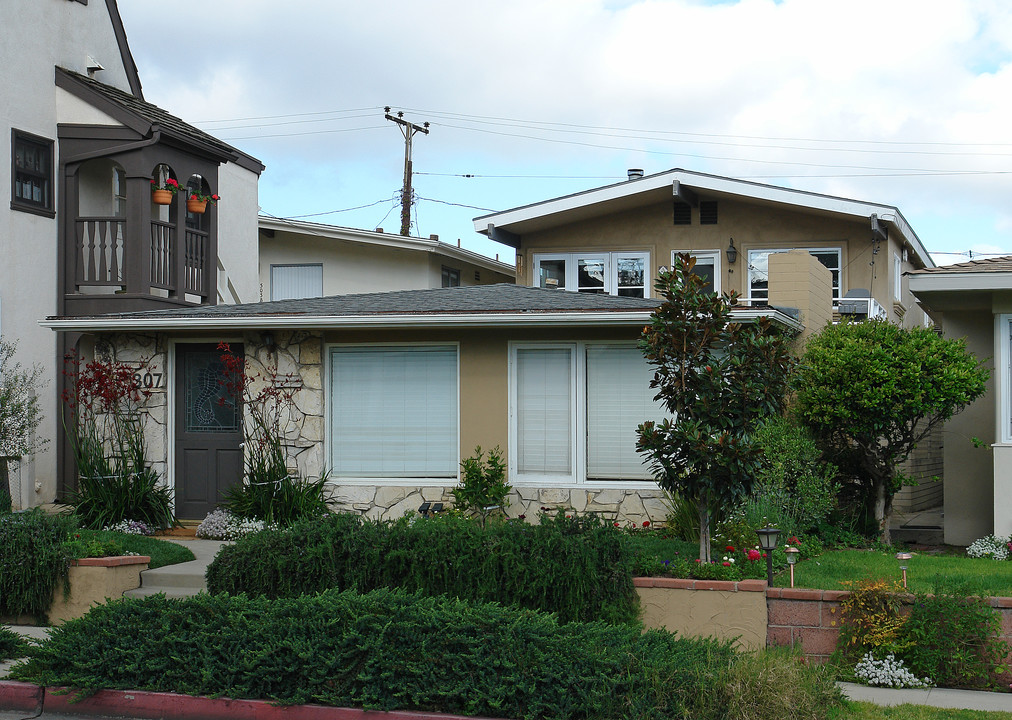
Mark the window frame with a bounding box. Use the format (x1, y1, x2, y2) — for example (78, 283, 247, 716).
(11, 129, 55, 217)
(270, 263, 324, 301)
(893, 253, 903, 302)
(532, 251, 651, 298)
(746, 247, 842, 305)
(325, 342, 461, 484)
(508, 340, 664, 488)
(672, 249, 721, 294)
(441, 266, 461, 288)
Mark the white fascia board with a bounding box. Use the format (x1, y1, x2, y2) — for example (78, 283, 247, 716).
(41, 307, 802, 333)
(909, 272, 1012, 293)
(259, 216, 513, 275)
(473, 170, 933, 269)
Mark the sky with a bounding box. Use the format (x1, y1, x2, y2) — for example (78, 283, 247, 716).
(115, 0, 1012, 267)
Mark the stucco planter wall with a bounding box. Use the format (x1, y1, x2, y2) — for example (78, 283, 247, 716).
(2, 556, 149, 626)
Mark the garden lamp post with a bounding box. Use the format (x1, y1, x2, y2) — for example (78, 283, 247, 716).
(785, 546, 800, 588)
(755, 526, 780, 587)
(896, 552, 912, 589)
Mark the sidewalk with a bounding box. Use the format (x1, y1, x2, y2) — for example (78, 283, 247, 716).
(839, 681, 1012, 713)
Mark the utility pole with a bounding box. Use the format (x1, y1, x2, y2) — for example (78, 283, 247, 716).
(384, 107, 429, 236)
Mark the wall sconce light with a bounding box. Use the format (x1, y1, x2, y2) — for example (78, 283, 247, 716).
(785, 546, 800, 588)
(896, 552, 912, 589)
(726, 238, 738, 264)
(262, 331, 276, 352)
(755, 526, 780, 586)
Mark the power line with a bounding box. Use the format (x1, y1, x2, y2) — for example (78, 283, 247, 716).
(219, 125, 387, 141)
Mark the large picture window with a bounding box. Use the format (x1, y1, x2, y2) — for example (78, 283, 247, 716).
(12, 130, 53, 214)
(747, 248, 841, 304)
(534, 252, 649, 297)
(510, 342, 666, 485)
(329, 345, 458, 479)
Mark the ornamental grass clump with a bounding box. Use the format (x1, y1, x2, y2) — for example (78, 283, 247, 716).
(0, 509, 76, 622)
(207, 510, 638, 624)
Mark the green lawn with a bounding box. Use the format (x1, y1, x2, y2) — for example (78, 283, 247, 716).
(835, 701, 1012, 720)
(75, 529, 195, 569)
(790, 550, 1012, 597)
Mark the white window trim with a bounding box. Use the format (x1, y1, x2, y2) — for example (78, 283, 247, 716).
(672, 249, 721, 294)
(746, 247, 842, 305)
(893, 253, 903, 302)
(270, 263, 324, 301)
(532, 251, 651, 298)
(324, 341, 461, 485)
(508, 340, 662, 490)
(997, 315, 1012, 445)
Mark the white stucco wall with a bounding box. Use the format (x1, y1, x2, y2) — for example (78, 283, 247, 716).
(216, 162, 261, 304)
(1, 1, 133, 508)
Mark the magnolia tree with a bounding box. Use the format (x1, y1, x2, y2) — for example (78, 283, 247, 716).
(637, 255, 796, 562)
(794, 319, 988, 544)
(0, 338, 48, 508)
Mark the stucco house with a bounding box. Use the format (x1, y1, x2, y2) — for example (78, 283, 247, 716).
(258, 217, 514, 301)
(2, 0, 262, 508)
(909, 257, 1012, 545)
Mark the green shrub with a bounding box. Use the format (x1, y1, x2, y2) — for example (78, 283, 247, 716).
(224, 472, 330, 526)
(0, 488, 11, 515)
(0, 626, 29, 662)
(12, 589, 741, 720)
(206, 511, 639, 624)
(902, 581, 1011, 689)
(68, 467, 174, 531)
(0, 510, 76, 622)
(451, 445, 510, 519)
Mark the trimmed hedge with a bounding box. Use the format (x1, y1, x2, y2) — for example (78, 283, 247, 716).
(12, 589, 737, 720)
(0, 626, 29, 661)
(206, 512, 638, 624)
(0, 509, 75, 622)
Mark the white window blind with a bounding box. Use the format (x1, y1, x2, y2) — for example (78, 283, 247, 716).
(586, 346, 663, 480)
(271, 264, 323, 301)
(516, 348, 573, 475)
(329, 346, 458, 478)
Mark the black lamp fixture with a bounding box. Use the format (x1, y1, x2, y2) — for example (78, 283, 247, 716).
(262, 331, 276, 352)
(726, 238, 738, 264)
(755, 526, 780, 586)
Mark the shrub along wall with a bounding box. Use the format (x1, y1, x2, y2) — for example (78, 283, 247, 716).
(12, 589, 746, 720)
(206, 513, 639, 624)
(0, 510, 76, 623)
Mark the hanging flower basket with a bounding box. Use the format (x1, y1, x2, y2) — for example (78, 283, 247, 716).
(186, 197, 208, 214)
(152, 189, 174, 205)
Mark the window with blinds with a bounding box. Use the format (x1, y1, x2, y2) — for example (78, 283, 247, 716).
(515, 347, 574, 476)
(270, 264, 323, 301)
(329, 346, 458, 478)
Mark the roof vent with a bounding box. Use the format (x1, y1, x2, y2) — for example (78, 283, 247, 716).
(627, 169, 644, 181)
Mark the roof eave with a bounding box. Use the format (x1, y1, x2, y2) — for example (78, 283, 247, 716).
(909, 272, 1012, 293)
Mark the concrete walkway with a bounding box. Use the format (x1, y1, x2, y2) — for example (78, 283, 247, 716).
(123, 538, 226, 599)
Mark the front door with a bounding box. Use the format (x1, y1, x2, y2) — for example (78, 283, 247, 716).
(174, 343, 244, 520)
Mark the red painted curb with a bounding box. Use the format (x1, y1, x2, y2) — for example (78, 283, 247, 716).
(0, 682, 504, 720)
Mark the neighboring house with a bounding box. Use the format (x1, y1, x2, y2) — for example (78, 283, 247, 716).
(258, 217, 515, 301)
(475, 168, 942, 511)
(909, 257, 1012, 545)
(43, 285, 802, 524)
(3, 0, 262, 509)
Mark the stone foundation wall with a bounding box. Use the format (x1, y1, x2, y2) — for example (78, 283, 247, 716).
(327, 484, 671, 525)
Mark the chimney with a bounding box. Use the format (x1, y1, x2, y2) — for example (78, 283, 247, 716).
(627, 168, 644, 181)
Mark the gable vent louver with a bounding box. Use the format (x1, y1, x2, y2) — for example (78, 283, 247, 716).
(672, 202, 691, 225)
(699, 201, 718, 225)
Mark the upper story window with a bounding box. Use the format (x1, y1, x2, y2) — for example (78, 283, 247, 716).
(12, 130, 54, 215)
(747, 248, 841, 304)
(533, 252, 649, 298)
(442, 266, 460, 287)
(271, 264, 323, 301)
(672, 250, 721, 294)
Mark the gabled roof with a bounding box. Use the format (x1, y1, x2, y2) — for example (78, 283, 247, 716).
(474, 168, 933, 269)
(41, 283, 802, 333)
(258, 216, 516, 277)
(56, 68, 264, 174)
(104, 0, 143, 98)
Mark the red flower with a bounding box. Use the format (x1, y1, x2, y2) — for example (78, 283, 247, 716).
(695, 558, 701, 563)
(642, 520, 650, 527)
(747, 549, 761, 561)
(725, 545, 735, 551)
(211, 194, 220, 201)
(722, 562, 731, 567)
(566, 515, 571, 519)
(613, 522, 619, 527)
(166, 178, 179, 187)
(762, 553, 767, 558)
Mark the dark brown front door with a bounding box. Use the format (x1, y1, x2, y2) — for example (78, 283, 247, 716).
(174, 343, 243, 520)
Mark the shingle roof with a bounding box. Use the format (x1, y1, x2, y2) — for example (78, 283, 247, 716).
(54, 284, 662, 321)
(910, 256, 1012, 274)
(58, 69, 241, 161)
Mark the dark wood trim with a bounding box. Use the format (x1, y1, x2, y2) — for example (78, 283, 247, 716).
(103, 0, 144, 98)
(55, 68, 151, 135)
(11, 128, 56, 216)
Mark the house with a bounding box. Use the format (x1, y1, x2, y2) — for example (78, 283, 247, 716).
(42, 284, 802, 523)
(257, 217, 515, 301)
(475, 168, 942, 512)
(908, 257, 1012, 545)
(2, 0, 263, 509)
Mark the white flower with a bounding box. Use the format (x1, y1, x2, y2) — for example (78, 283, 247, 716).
(854, 653, 932, 689)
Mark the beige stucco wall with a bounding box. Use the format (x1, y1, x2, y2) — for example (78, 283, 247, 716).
(767, 250, 833, 345)
(636, 583, 768, 650)
(516, 196, 929, 327)
(937, 310, 995, 545)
